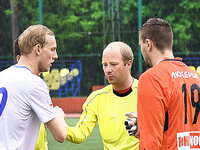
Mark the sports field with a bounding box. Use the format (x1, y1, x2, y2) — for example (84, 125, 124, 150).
(47, 117, 103, 150)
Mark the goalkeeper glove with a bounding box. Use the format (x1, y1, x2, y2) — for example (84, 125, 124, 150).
(124, 112, 139, 138)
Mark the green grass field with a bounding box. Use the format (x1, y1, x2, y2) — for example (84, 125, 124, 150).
(47, 117, 103, 150)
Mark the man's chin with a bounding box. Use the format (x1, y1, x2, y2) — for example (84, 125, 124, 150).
(107, 80, 114, 84)
(41, 68, 50, 73)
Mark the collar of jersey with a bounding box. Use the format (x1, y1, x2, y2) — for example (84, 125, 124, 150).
(113, 88, 132, 97)
(162, 57, 182, 62)
(13, 65, 32, 72)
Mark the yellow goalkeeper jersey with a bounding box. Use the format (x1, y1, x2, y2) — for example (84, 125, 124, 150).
(67, 79, 139, 150)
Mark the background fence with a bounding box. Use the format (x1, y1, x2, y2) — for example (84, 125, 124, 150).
(0, 52, 199, 97)
(0, 0, 200, 96)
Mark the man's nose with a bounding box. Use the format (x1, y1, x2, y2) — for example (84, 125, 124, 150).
(105, 65, 112, 73)
(53, 50, 58, 59)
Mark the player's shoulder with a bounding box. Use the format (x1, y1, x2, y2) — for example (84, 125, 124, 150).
(18, 68, 48, 89)
(140, 67, 155, 77)
(84, 85, 112, 105)
(0, 66, 13, 75)
(22, 71, 46, 87)
(92, 85, 111, 94)
(88, 85, 112, 98)
(139, 65, 166, 82)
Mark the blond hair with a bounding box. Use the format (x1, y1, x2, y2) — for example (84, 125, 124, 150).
(18, 25, 55, 54)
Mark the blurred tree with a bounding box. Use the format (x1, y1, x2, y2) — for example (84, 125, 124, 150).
(142, 0, 200, 54)
(0, 0, 12, 56)
(0, 0, 199, 55)
(42, 0, 104, 55)
(171, 0, 200, 53)
(0, 0, 199, 96)
(10, 0, 19, 57)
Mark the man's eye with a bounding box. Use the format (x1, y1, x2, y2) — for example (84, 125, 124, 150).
(103, 64, 107, 67)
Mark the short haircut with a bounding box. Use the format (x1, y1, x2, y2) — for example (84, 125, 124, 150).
(119, 42, 134, 63)
(18, 24, 55, 54)
(139, 18, 173, 52)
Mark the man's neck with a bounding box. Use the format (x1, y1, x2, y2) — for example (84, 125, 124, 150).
(112, 76, 134, 91)
(152, 49, 174, 67)
(17, 55, 39, 75)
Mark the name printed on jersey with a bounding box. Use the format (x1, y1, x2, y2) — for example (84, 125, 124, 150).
(171, 71, 198, 79)
(177, 131, 200, 150)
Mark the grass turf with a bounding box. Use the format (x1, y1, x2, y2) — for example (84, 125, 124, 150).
(47, 117, 103, 150)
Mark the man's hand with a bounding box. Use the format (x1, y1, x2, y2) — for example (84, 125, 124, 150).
(124, 112, 139, 138)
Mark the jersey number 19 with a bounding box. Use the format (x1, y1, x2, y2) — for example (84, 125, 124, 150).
(182, 83, 200, 124)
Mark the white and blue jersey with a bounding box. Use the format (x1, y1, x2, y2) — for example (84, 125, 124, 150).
(0, 66, 56, 150)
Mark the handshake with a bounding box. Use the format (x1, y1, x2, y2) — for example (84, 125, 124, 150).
(124, 112, 139, 138)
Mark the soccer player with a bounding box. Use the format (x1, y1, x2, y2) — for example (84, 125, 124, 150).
(13, 38, 48, 150)
(66, 42, 139, 150)
(136, 18, 200, 149)
(0, 25, 67, 150)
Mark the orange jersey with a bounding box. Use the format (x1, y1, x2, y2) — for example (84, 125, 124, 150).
(138, 57, 200, 150)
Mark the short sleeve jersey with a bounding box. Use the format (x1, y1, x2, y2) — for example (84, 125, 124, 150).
(0, 66, 56, 150)
(138, 58, 200, 150)
(67, 79, 139, 150)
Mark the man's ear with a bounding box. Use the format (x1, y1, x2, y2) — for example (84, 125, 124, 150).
(125, 60, 132, 72)
(127, 60, 132, 67)
(145, 39, 153, 52)
(33, 44, 41, 55)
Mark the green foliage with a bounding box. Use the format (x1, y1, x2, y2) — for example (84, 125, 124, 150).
(0, 0, 200, 96)
(123, 0, 137, 24)
(0, 1, 13, 55)
(1, 0, 199, 56)
(39, 0, 104, 54)
(142, 0, 200, 53)
(4, 9, 12, 15)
